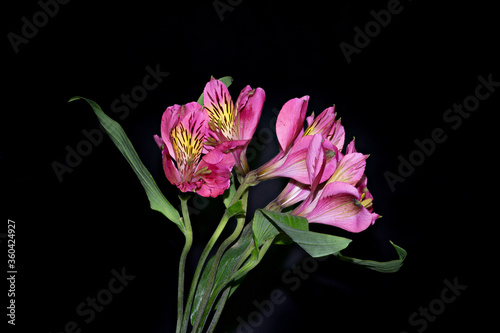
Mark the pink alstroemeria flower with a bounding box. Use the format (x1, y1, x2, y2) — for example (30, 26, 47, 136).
(154, 102, 235, 198)
(290, 137, 378, 233)
(203, 78, 265, 175)
(258, 97, 379, 232)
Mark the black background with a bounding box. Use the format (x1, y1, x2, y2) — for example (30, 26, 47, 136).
(3, 0, 498, 332)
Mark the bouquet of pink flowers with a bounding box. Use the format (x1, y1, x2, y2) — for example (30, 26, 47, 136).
(70, 76, 406, 333)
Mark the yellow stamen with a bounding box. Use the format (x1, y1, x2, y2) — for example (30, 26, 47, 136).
(361, 198, 373, 209)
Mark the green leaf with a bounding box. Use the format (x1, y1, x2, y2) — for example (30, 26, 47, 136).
(252, 210, 280, 248)
(225, 200, 245, 219)
(68, 97, 182, 228)
(196, 76, 234, 105)
(258, 210, 352, 258)
(252, 209, 309, 248)
(334, 241, 407, 273)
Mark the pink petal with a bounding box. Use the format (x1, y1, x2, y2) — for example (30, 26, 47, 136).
(305, 112, 315, 129)
(178, 102, 207, 133)
(345, 137, 357, 154)
(329, 118, 345, 151)
(235, 86, 266, 140)
(303, 107, 344, 151)
(270, 135, 313, 184)
(318, 140, 339, 184)
(304, 107, 336, 136)
(203, 78, 235, 139)
(275, 180, 311, 208)
(196, 149, 235, 197)
(161, 104, 182, 158)
(161, 145, 181, 186)
(153, 134, 164, 149)
(305, 181, 373, 233)
(161, 102, 206, 161)
(306, 134, 325, 186)
(169, 103, 207, 178)
(276, 96, 309, 152)
(327, 152, 368, 186)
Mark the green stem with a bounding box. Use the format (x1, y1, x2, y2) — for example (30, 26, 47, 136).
(205, 223, 255, 333)
(180, 213, 229, 332)
(180, 178, 251, 333)
(177, 195, 193, 333)
(192, 191, 249, 333)
(199, 238, 273, 332)
(199, 224, 277, 333)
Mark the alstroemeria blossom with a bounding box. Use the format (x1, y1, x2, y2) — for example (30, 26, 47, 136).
(203, 78, 265, 175)
(260, 100, 379, 233)
(154, 102, 235, 198)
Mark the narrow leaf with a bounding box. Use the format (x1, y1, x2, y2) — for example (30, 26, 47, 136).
(69, 97, 182, 228)
(334, 241, 407, 273)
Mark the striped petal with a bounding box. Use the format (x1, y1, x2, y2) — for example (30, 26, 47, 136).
(203, 77, 235, 140)
(170, 103, 207, 177)
(327, 152, 368, 186)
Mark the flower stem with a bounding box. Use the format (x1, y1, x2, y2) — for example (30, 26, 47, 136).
(177, 194, 193, 333)
(191, 190, 249, 333)
(180, 176, 251, 333)
(200, 237, 273, 333)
